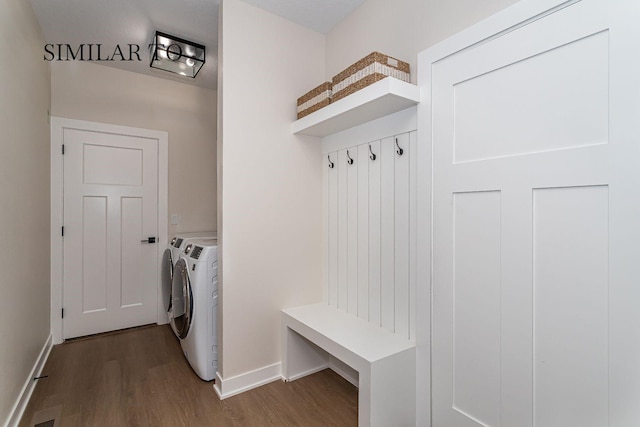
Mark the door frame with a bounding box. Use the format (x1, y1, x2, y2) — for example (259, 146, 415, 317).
(50, 117, 168, 344)
(416, 0, 578, 424)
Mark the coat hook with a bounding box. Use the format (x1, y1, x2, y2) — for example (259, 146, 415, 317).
(346, 150, 354, 165)
(328, 155, 334, 169)
(395, 138, 404, 156)
(369, 144, 376, 161)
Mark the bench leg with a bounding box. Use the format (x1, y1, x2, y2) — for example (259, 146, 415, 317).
(282, 325, 330, 382)
(360, 347, 416, 427)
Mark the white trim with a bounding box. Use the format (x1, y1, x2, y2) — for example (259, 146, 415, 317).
(213, 362, 282, 400)
(4, 334, 52, 427)
(285, 364, 329, 383)
(50, 120, 64, 345)
(415, 0, 578, 425)
(50, 117, 168, 344)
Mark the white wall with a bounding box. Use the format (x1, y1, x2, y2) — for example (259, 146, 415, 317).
(51, 61, 217, 237)
(0, 0, 51, 423)
(218, 0, 325, 381)
(326, 0, 518, 83)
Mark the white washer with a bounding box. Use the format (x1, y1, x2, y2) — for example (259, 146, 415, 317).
(170, 238, 218, 381)
(162, 231, 216, 316)
(163, 232, 216, 338)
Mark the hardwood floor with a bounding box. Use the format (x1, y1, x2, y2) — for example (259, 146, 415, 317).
(20, 325, 357, 426)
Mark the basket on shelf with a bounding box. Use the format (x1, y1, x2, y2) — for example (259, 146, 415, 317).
(331, 52, 410, 102)
(296, 82, 332, 119)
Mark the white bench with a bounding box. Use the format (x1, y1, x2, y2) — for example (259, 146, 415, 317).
(281, 303, 416, 427)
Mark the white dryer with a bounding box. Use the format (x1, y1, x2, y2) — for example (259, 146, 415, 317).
(162, 231, 216, 316)
(170, 238, 218, 381)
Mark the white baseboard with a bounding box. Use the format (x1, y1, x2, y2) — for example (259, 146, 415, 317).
(284, 363, 329, 383)
(4, 334, 53, 427)
(213, 362, 282, 400)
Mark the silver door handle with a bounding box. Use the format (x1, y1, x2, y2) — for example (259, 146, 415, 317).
(141, 237, 156, 244)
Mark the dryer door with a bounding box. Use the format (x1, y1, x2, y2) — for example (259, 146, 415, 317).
(171, 258, 193, 339)
(161, 248, 173, 312)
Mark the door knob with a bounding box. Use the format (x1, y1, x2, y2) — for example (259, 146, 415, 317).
(141, 237, 156, 244)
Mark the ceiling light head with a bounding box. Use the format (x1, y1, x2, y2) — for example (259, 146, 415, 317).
(150, 31, 205, 78)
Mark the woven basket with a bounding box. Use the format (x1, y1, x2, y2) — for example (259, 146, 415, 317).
(297, 82, 332, 119)
(331, 52, 410, 102)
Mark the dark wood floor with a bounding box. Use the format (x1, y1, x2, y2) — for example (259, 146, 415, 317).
(21, 325, 357, 426)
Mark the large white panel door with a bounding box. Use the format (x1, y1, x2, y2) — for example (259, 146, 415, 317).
(63, 128, 159, 339)
(430, 1, 640, 426)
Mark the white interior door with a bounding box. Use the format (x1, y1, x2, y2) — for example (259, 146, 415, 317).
(63, 128, 159, 339)
(430, 1, 640, 426)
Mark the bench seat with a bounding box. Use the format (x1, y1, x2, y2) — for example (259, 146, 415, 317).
(282, 303, 416, 427)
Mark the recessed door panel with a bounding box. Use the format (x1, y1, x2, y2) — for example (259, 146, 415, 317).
(453, 31, 609, 163)
(452, 191, 502, 427)
(121, 197, 143, 307)
(82, 196, 108, 313)
(533, 186, 609, 427)
(83, 144, 143, 186)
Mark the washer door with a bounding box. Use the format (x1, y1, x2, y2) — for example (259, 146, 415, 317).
(161, 248, 173, 312)
(171, 258, 193, 339)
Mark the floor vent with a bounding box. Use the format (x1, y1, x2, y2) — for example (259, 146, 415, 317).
(29, 404, 61, 427)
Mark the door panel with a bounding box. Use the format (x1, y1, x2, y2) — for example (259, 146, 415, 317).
(121, 197, 144, 307)
(431, 1, 639, 426)
(532, 185, 609, 427)
(82, 196, 108, 313)
(452, 191, 502, 427)
(63, 128, 159, 339)
(83, 144, 143, 185)
(453, 31, 609, 163)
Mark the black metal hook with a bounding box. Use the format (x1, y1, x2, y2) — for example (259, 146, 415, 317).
(346, 150, 354, 165)
(328, 155, 334, 169)
(369, 144, 376, 161)
(395, 138, 404, 156)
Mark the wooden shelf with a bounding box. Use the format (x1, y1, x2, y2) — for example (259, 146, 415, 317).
(291, 78, 421, 137)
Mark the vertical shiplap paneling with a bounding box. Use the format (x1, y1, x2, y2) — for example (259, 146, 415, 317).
(328, 151, 339, 307)
(337, 149, 349, 311)
(368, 140, 382, 326)
(323, 153, 329, 304)
(409, 131, 418, 340)
(346, 148, 359, 315)
(324, 131, 417, 334)
(380, 137, 396, 332)
(357, 143, 370, 321)
(394, 133, 410, 337)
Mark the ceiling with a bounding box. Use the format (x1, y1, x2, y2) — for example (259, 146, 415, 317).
(241, 0, 364, 33)
(29, 0, 365, 90)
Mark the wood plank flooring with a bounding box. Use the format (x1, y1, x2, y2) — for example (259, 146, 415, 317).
(20, 325, 357, 426)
